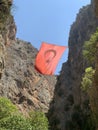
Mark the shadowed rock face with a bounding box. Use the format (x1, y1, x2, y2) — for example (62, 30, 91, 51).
(93, 0, 98, 17)
(48, 1, 98, 130)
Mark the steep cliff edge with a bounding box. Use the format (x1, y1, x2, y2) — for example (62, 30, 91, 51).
(0, 0, 56, 115)
(0, 0, 16, 78)
(48, 1, 98, 130)
(0, 39, 56, 114)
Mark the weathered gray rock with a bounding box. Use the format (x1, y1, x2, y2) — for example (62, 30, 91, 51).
(0, 39, 57, 114)
(0, 35, 5, 78)
(0, 0, 16, 78)
(0, 0, 57, 115)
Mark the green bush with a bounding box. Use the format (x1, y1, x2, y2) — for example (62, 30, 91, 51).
(0, 115, 32, 130)
(0, 97, 49, 130)
(83, 29, 98, 64)
(0, 128, 7, 130)
(82, 28, 98, 129)
(0, 97, 17, 119)
(81, 67, 95, 91)
(29, 111, 49, 130)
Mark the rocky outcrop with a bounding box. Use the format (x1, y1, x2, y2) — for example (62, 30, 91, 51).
(0, 0, 56, 115)
(0, 39, 56, 114)
(48, 1, 98, 130)
(0, 0, 16, 77)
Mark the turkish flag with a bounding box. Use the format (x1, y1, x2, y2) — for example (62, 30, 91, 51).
(35, 42, 67, 75)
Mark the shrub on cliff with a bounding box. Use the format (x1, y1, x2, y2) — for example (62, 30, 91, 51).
(82, 28, 98, 129)
(81, 67, 95, 91)
(83, 29, 98, 64)
(0, 97, 17, 119)
(0, 115, 32, 130)
(29, 111, 49, 130)
(0, 97, 49, 130)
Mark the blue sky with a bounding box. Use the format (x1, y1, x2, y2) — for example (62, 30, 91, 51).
(13, 0, 90, 74)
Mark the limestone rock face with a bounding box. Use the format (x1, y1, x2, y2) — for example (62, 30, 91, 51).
(0, 0, 56, 115)
(93, 0, 98, 17)
(0, 39, 56, 114)
(48, 2, 98, 130)
(0, 0, 16, 77)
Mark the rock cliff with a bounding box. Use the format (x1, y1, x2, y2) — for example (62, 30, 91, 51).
(1, 0, 98, 129)
(48, 1, 98, 130)
(0, 0, 56, 115)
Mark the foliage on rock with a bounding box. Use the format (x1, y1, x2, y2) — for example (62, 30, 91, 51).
(0, 97, 17, 119)
(29, 111, 49, 130)
(0, 97, 49, 130)
(81, 67, 95, 91)
(83, 29, 98, 64)
(82, 28, 98, 129)
(0, 115, 32, 130)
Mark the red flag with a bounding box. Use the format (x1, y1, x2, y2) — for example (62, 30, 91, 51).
(35, 42, 67, 75)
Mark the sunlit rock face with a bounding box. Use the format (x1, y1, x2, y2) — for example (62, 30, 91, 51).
(0, 1, 57, 115)
(48, 1, 98, 130)
(0, 39, 57, 115)
(0, 0, 16, 78)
